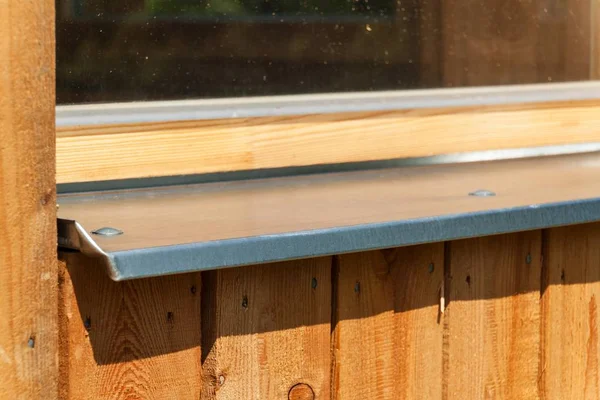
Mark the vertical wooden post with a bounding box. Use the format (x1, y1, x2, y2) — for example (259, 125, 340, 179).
(0, 0, 58, 397)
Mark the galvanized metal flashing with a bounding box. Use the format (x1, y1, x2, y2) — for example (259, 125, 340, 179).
(57, 199, 600, 281)
(57, 152, 600, 281)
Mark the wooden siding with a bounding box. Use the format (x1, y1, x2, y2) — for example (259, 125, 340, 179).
(56, 223, 600, 399)
(59, 254, 202, 399)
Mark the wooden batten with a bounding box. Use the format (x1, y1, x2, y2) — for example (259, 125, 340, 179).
(57, 99, 600, 184)
(0, 0, 59, 397)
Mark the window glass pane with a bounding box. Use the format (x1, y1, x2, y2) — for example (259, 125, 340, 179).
(56, 0, 598, 104)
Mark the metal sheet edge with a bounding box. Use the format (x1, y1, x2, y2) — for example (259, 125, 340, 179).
(58, 218, 122, 280)
(60, 197, 600, 281)
(56, 81, 600, 127)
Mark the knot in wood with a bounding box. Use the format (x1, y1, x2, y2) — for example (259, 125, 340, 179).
(288, 383, 314, 400)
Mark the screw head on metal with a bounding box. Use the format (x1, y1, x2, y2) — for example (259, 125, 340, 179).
(92, 227, 123, 237)
(469, 189, 496, 197)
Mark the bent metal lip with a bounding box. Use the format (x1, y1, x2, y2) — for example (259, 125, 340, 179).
(57, 152, 600, 281)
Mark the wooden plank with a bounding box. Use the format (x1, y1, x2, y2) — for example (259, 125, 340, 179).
(56, 100, 600, 183)
(444, 231, 542, 399)
(0, 0, 58, 397)
(59, 254, 202, 399)
(540, 223, 600, 399)
(332, 244, 444, 400)
(201, 257, 331, 400)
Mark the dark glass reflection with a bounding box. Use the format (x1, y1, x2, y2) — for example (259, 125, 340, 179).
(56, 0, 595, 104)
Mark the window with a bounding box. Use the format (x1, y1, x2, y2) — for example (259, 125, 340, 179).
(56, 0, 599, 104)
(55, 0, 600, 186)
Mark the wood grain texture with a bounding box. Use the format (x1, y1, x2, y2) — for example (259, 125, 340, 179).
(0, 0, 58, 397)
(332, 244, 444, 400)
(201, 258, 331, 400)
(445, 232, 542, 400)
(60, 254, 202, 400)
(56, 100, 600, 183)
(540, 223, 600, 400)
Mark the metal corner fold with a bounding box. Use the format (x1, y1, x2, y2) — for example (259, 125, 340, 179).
(57, 218, 122, 280)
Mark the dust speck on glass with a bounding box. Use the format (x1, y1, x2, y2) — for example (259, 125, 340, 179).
(56, 0, 596, 104)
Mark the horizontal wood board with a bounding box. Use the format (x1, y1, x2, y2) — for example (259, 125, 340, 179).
(57, 100, 600, 184)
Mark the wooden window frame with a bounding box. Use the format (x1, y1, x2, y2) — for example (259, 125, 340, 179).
(54, 0, 600, 186)
(56, 81, 600, 184)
